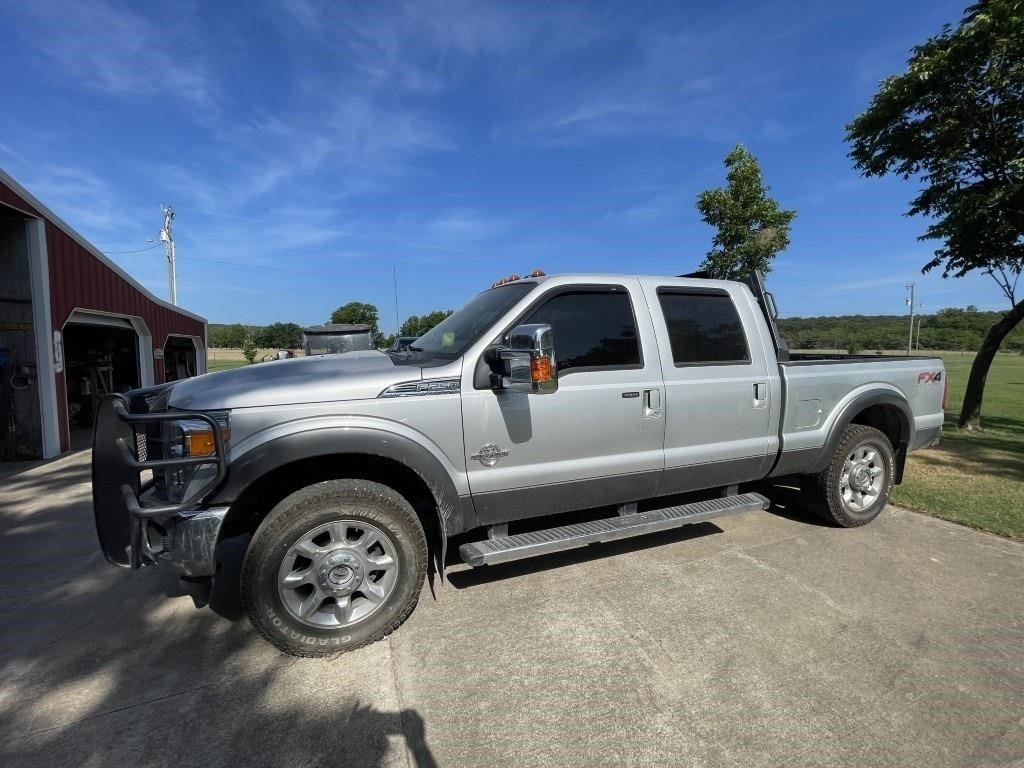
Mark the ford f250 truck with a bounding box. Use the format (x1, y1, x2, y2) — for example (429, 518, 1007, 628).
(93, 272, 946, 657)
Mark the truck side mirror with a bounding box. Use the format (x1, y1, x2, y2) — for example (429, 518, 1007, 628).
(498, 324, 557, 394)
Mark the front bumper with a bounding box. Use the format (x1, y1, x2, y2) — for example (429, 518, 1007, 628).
(92, 393, 228, 577)
(158, 507, 230, 577)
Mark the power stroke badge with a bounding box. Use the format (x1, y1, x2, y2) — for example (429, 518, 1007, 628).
(471, 443, 509, 467)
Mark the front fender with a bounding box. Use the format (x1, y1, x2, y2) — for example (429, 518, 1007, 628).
(208, 423, 475, 572)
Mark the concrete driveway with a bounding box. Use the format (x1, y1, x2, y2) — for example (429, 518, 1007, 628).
(1, 450, 1022, 768)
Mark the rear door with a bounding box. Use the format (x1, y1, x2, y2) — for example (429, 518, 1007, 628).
(461, 280, 666, 524)
(641, 281, 775, 494)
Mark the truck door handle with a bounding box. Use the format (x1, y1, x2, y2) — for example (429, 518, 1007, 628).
(644, 388, 661, 418)
(753, 382, 768, 409)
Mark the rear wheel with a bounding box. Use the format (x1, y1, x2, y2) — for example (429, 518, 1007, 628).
(802, 425, 895, 527)
(241, 479, 427, 657)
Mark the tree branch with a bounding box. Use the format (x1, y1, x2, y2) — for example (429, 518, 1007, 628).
(987, 266, 1021, 306)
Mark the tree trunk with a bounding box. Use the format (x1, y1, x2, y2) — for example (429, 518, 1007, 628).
(958, 297, 1024, 430)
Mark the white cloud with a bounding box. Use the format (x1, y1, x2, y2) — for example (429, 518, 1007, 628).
(9, 0, 215, 107)
(279, 0, 604, 95)
(502, 15, 809, 146)
(425, 208, 508, 241)
(793, 175, 868, 207)
(605, 189, 691, 225)
(148, 92, 453, 213)
(22, 165, 120, 231)
(0, 142, 30, 164)
(827, 276, 915, 293)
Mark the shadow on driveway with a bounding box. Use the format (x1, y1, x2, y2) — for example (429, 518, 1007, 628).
(0, 451, 438, 768)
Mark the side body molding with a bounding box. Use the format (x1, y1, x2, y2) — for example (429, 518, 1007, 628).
(208, 426, 475, 570)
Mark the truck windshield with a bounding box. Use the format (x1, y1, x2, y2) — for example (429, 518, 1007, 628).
(395, 282, 535, 364)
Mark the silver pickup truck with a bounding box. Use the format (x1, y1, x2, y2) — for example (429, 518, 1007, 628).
(92, 271, 946, 656)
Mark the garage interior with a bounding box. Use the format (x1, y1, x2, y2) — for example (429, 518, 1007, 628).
(0, 205, 42, 461)
(62, 321, 140, 440)
(163, 336, 198, 382)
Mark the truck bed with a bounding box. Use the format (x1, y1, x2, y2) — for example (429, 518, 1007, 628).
(787, 352, 926, 363)
(774, 353, 946, 473)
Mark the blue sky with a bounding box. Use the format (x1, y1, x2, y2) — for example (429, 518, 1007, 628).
(0, 0, 1005, 332)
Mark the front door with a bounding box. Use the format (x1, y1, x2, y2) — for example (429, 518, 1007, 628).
(461, 281, 666, 525)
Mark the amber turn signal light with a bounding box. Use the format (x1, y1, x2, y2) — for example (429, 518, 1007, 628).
(530, 356, 553, 382)
(184, 428, 229, 457)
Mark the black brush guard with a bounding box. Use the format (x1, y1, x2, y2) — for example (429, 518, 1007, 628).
(92, 394, 227, 568)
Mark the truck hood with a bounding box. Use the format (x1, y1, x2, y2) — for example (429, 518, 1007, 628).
(168, 350, 418, 410)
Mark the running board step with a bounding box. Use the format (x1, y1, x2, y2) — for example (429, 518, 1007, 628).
(459, 492, 770, 567)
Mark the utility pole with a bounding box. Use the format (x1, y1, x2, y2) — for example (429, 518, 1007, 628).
(905, 283, 916, 355)
(160, 205, 177, 305)
(393, 265, 400, 334)
(915, 303, 924, 351)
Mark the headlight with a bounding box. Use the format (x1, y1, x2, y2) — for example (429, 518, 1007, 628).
(175, 418, 231, 457)
(165, 414, 230, 458)
(159, 413, 230, 502)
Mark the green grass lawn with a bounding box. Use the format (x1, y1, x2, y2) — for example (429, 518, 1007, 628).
(206, 358, 249, 372)
(892, 351, 1024, 539)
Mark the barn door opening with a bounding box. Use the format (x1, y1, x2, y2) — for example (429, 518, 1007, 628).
(0, 206, 43, 460)
(163, 336, 198, 382)
(62, 318, 140, 445)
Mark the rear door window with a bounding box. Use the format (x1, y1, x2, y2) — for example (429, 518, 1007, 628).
(657, 290, 750, 365)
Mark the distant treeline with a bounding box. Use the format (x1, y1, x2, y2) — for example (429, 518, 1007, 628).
(779, 306, 1024, 353)
(208, 322, 303, 350)
(209, 307, 1024, 354)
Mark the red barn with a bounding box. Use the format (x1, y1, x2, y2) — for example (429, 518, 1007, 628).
(0, 168, 207, 461)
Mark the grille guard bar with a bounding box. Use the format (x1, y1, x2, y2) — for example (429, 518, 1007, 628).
(92, 394, 228, 568)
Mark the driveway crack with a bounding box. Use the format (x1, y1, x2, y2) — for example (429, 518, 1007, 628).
(733, 549, 853, 617)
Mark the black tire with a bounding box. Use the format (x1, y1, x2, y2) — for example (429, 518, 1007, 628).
(801, 425, 895, 528)
(241, 479, 427, 657)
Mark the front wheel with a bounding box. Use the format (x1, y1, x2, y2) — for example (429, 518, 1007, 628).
(241, 479, 427, 657)
(801, 425, 895, 528)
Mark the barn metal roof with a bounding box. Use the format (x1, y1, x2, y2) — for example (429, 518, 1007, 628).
(0, 166, 205, 324)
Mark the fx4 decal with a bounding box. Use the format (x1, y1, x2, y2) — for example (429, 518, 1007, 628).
(917, 371, 943, 384)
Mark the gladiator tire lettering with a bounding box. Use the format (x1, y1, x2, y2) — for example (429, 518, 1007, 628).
(241, 479, 427, 658)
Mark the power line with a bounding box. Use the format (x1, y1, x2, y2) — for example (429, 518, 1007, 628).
(101, 243, 162, 255)
(174, 206, 270, 224)
(172, 253, 478, 295)
(108, 243, 480, 296)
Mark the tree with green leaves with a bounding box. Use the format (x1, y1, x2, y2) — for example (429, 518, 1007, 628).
(329, 301, 380, 336)
(208, 322, 247, 348)
(846, 0, 1024, 430)
(696, 145, 796, 280)
(241, 330, 258, 364)
(399, 310, 453, 338)
(257, 322, 303, 349)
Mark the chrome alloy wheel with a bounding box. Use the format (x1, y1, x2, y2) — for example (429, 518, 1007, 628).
(840, 444, 885, 513)
(276, 520, 399, 630)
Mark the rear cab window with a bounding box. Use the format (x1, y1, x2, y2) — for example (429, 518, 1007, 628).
(657, 288, 750, 366)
